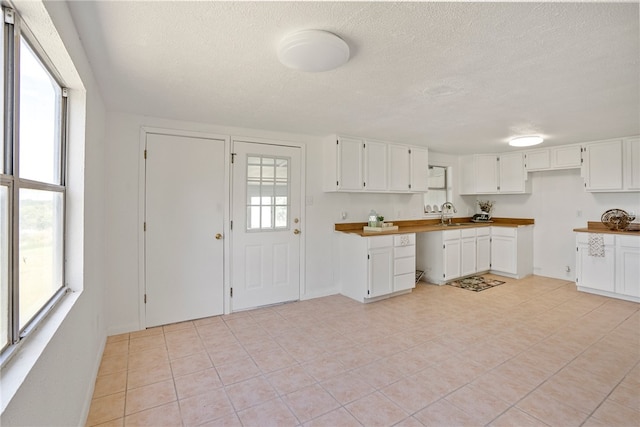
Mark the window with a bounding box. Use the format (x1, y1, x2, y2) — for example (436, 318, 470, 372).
(423, 165, 451, 214)
(246, 155, 290, 231)
(1, 8, 67, 355)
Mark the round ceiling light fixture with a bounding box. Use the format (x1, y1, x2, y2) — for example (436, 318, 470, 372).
(277, 30, 350, 72)
(509, 135, 544, 147)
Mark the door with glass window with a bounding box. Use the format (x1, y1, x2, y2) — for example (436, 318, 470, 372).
(231, 141, 301, 311)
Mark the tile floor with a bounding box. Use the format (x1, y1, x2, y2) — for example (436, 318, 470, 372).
(86, 275, 640, 426)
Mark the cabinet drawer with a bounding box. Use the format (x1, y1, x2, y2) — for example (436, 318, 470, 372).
(394, 234, 415, 246)
(461, 228, 476, 238)
(368, 235, 394, 249)
(443, 230, 461, 240)
(395, 245, 415, 258)
(491, 227, 516, 238)
(395, 256, 415, 275)
(617, 235, 640, 248)
(476, 227, 490, 237)
(394, 272, 414, 291)
(576, 233, 615, 246)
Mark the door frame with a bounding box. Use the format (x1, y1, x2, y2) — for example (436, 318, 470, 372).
(138, 127, 231, 328)
(230, 136, 306, 313)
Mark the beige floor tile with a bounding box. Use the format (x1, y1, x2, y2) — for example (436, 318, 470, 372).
(103, 340, 130, 358)
(98, 354, 129, 377)
(207, 342, 249, 366)
(591, 399, 640, 426)
(266, 365, 316, 395)
(489, 408, 548, 427)
(393, 416, 425, 427)
(414, 398, 482, 427)
(517, 389, 589, 427)
(125, 379, 177, 415)
(303, 407, 361, 427)
(128, 334, 166, 353)
(470, 370, 534, 405)
(198, 413, 242, 427)
(609, 382, 640, 411)
(333, 345, 379, 369)
(162, 320, 195, 333)
(129, 327, 163, 340)
(174, 367, 223, 400)
(179, 389, 235, 427)
(320, 372, 375, 405)
(123, 401, 181, 427)
(92, 418, 124, 427)
(283, 384, 340, 423)
(225, 376, 278, 411)
(352, 358, 405, 389)
(216, 356, 261, 385)
(236, 397, 298, 426)
(106, 333, 130, 344)
(381, 375, 440, 413)
(86, 392, 126, 426)
(301, 354, 347, 382)
(127, 361, 172, 390)
(536, 376, 607, 414)
(345, 391, 408, 427)
(445, 384, 511, 425)
(94, 371, 127, 398)
(251, 347, 297, 373)
(127, 347, 169, 372)
(170, 350, 212, 377)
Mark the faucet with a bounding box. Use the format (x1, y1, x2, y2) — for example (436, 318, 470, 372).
(441, 202, 457, 225)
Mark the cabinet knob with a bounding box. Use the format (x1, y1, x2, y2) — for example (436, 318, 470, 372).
(293, 229, 301, 235)
(215, 233, 223, 240)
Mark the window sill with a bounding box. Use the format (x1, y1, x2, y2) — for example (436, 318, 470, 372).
(0, 289, 81, 413)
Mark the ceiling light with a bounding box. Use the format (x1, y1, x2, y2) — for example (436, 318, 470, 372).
(277, 30, 350, 72)
(509, 136, 544, 147)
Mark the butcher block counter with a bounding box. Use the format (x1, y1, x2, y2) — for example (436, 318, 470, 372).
(335, 217, 535, 236)
(573, 221, 640, 236)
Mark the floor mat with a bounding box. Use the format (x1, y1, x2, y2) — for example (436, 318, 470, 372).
(447, 276, 506, 292)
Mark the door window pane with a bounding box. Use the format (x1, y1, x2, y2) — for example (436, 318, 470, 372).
(246, 155, 290, 231)
(0, 185, 8, 349)
(19, 39, 62, 184)
(18, 189, 63, 329)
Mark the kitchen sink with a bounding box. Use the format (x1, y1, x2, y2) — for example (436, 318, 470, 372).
(437, 222, 476, 227)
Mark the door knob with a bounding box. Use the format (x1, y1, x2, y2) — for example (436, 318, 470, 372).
(293, 229, 301, 235)
(215, 233, 223, 240)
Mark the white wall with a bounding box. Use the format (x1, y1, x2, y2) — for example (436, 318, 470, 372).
(0, 1, 107, 426)
(463, 168, 640, 280)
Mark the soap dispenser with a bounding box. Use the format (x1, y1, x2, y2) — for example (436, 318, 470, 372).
(368, 210, 378, 227)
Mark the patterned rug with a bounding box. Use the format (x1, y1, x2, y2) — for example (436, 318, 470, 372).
(447, 276, 506, 292)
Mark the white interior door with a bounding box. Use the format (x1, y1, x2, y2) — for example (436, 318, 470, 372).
(231, 141, 301, 311)
(145, 133, 226, 327)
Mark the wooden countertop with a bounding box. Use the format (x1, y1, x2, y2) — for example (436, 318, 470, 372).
(574, 221, 640, 236)
(335, 217, 535, 237)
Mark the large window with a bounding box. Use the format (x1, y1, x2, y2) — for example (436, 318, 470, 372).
(1, 8, 67, 355)
(423, 165, 451, 214)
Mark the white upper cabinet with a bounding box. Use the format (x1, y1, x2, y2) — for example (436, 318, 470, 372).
(459, 153, 530, 195)
(624, 137, 640, 191)
(410, 146, 429, 192)
(389, 144, 411, 191)
(582, 139, 624, 191)
(363, 140, 388, 191)
(324, 135, 428, 193)
(524, 144, 582, 172)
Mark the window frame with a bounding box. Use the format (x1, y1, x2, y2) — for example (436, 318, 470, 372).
(1, 7, 68, 357)
(423, 164, 453, 216)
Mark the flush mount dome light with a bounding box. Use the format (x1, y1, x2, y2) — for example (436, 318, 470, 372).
(277, 30, 350, 72)
(509, 135, 544, 147)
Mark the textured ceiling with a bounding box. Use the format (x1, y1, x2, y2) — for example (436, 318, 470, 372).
(66, 1, 639, 154)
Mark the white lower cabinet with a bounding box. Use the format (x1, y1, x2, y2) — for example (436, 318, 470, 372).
(576, 233, 640, 302)
(338, 233, 416, 302)
(417, 225, 532, 285)
(489, 226, 533, 278)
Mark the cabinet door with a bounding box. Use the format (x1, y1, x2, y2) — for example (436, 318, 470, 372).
(410, 147, 429, 192)
(459, 155, 476, 195)
(476, 234, 491, 272)
(460, 236, 476, 277)
(499, 153, 526, 193)
(337, 137, 364, 191)
(364, 140, 388, 191)
(368, 248, 393, 297)
(443, 239, 461, 281)
(491, 236, 516, 274)
(616, 237, 640, 297)
(389, 144, 411, 191)
(625, 137, 640, 190)
(475, 154, 499, 194)
(524, 149, 550, 171)
(551, 145, 582, 169)
(576, 244, 615, 292)
(583, 140, 623, 191)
